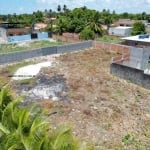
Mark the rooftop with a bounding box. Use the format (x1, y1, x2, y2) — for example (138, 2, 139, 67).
(115, 26, 132, 29)
(122, 34, 150, 43)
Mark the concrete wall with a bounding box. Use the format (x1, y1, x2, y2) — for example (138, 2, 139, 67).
(57, 41, 92, 53)
(124, 46, 150, 70)
(125, 40, 150, 47)
(108, 27, 132, 37)
(0, 28, 7, 42)
(110, 63, 150, 89)
(142, 47, 150, 70)
(8, 32, 49, 43)
(0, 41, 92, 64)
(128, 47, 144, 69)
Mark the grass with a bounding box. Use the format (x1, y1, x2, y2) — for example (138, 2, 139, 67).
(17, 78, 36, 85)
(96, 35, 124, 43)
(0, 39, 64, 54)
(4, 61, 35, 74)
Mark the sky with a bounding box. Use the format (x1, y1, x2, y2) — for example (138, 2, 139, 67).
(1, 0, 150, 14)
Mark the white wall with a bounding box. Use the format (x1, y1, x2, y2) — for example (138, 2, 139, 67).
(0, 28, 7, 43)
(109, 27, 132, 37)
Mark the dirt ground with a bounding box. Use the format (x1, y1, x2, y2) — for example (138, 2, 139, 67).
(0, 47, 149, 149)
(41, 48, 150, 150)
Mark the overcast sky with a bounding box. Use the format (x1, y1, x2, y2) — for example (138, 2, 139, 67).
(1, 0, 150, 14)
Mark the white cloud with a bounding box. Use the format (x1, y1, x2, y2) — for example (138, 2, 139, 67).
(35, 0, 150, 13)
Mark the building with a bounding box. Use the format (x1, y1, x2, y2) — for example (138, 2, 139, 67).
(114, 19, 148, 27)
(0, 22, 31, 43)
(34, 23, 47, 31)
(0, 22, 51, 43)
(109, 26, 132, 37)
(114, 19, 135, 27)
(111, 34, 150, 89)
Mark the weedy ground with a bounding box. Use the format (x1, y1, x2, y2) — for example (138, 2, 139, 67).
(42, 48, 150, 150)
(0, 47, 150, 149)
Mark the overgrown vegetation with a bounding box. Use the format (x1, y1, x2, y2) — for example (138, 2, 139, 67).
(131, 21, 146, 35)
(80, 28, 95, 40)
(0, 61, 36, 89)
(0, 86, 93, 150)
(96, 35, 124, 43)
(0, 40, 64, 54)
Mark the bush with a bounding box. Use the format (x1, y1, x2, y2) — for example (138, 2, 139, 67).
(80, 28, 95, 40)
(0, 86, 93, 150)
(131, 21, 146, 35)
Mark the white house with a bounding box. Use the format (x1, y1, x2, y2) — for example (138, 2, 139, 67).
(109, 26, 132, 37)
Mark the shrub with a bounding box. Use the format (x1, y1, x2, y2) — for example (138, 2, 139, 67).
(80, 28, 95, 40)
(131, 21, 146, 35)
(0, 86, 92, 150)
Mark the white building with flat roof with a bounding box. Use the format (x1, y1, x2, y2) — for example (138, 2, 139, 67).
(109, 26, 132, 37)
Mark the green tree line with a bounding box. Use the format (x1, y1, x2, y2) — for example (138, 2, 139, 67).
(0, 5, 150, 38)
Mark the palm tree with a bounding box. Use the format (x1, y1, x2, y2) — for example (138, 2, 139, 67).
(0, 86, 90, 150)
(57, 5, 61, 13)
(63, 5, 67, 12)
(86, 12, 103, 37)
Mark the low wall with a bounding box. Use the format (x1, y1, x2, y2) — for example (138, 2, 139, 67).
(0, 41, 92, 64)
(93, 41, 130, 54)
(57, 41, 92, 53)
(110, 63, 150, 89)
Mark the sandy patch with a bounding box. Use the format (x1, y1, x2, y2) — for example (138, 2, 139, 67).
(12, 62, 53, 80)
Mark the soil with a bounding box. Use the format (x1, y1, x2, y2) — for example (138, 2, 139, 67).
(41, 48, 150, 150)
(1, 48, 150, 149)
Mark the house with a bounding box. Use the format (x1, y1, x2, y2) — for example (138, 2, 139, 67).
(121, 34, 150, 70)
(0, 22, 31, 36)
(0, 22, 51, 43)
(111, 34, 150, 89)
(114, 19, 135, 27)
(109, 19, 150, 37)
(0, 22, 31, 43)
(108, 26, 132, 37)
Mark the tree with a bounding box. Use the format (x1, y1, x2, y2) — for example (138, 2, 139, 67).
(57, 5, 61, 12)
(86, 11, 103, 37)
(63, 5, 67, 12)
(80, 27, 95, 40)
(131, 21, 146, 35)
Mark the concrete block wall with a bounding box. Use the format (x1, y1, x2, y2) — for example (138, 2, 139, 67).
(0, 41, 93, 65)
(57, 41, 93, 54)
(111, 63, 150, 89)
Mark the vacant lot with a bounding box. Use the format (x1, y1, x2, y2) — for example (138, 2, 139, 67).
(42, 48, 150, 149)
(0, 47, 149, 149)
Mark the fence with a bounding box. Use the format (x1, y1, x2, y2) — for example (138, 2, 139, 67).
(8, 32, 50, 43)
(0, 41, 93, 65)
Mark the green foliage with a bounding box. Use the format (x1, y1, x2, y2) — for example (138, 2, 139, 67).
(96, 35, 124, 43)
(131, 21, 146, 35)
(0, 86, 91, 150)
(80, 28, 95, 40)
(53, 16, 70, 35)
(122, 134, 135, 145)
(0, 40, 64, 54)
